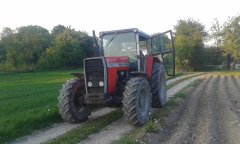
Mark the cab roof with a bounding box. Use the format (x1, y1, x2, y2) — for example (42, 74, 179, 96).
(99, 28, 150, 39)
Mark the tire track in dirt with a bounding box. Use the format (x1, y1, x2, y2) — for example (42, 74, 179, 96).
(229, 76, 240, 114)
(219, 76, 240, 144)
(192, 76, 227, 144)
(148, 75, 240, 144)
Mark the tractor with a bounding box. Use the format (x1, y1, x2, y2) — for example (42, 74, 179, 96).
(58, 28, 175, 126)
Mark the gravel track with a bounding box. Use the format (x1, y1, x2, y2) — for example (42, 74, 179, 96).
(167, 73, 203, 85)
(148, 75, 240, 144)
(13, 108, 116, 144)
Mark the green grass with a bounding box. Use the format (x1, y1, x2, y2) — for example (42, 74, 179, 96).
(0, 69, 81, 143)
(45, 109, 123, 144)
(113, 79, 202, 144)
(211, 71, 240, 76)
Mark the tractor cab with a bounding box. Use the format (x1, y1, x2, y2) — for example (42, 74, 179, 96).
(99, 28, 175, 75)
(99, 28, 149, 71)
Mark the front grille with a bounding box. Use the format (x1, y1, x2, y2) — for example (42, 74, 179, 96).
(85, 58, 104, 93)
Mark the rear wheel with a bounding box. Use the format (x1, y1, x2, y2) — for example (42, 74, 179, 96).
(58, 78, 90, 123)
(123, 77, 151, 126)
(151, 63, 167, 108)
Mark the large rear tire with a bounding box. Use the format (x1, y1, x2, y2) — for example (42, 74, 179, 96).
(58, 78, 90, 123)
(151, 63, 167, 108)
(123, 77, 152, 126)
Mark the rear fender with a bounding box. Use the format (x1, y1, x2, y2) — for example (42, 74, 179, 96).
(144, 56, 161, 79)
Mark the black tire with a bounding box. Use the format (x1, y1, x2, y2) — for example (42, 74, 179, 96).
(122, 77, 152, 126)
(58, 78, 90, 123)
(150, 63, 167, 108)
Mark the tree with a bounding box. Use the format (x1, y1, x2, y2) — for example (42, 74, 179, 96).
(0, 25, 94, 71)
(211, 15, 240, 70)
(0, 27, 24, 71)
(17, 25, 51, 66)
(174, 19, 207, 71)
(51, 25, 66, 37)
(41, 27, 94, 69)
(204, 47, 224, 67)
(0, 41, 6, 63)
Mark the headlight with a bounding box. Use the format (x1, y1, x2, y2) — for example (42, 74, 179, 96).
(99, 81, 104, 87)
(88, 82, 93, 87)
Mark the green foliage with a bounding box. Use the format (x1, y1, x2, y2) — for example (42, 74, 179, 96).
(204, 47, 224, 70)
(51, 25, 66, 37)
(211, 15, 240, 70)
(0, 26, 51, 71)
(0, 25, 94, 72)
(174, 19, 206, 71)
(17, 26, 51, 66)
(40, 28, 94, 69)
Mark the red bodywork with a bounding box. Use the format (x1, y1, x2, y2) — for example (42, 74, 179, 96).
(104, 55, 155, 94)
(104, 56, 129, 94)
(144, 55, 154, 79)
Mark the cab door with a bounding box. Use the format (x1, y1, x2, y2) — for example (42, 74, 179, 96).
(150, 30, 175, 76)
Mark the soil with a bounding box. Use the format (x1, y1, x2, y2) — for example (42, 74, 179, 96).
(148, 75, 240, 144)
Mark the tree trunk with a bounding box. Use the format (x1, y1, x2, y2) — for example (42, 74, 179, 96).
(226, 54, 231, 70)
(231, 59, 237, 70)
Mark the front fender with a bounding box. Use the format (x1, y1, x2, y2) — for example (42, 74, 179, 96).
(70, 73, 84, 78)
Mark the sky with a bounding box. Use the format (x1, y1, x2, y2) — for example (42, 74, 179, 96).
(0, 0, 239, 36)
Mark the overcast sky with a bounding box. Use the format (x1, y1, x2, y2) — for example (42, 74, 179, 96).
(0, 0, 239, 36)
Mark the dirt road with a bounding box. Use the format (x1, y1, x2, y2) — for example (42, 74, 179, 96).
(148, 75, 240, 144)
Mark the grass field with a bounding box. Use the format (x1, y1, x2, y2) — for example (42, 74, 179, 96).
(0, 69, 81, 143)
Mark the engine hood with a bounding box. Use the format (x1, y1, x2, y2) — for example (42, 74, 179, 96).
(104, 56, 129, 68)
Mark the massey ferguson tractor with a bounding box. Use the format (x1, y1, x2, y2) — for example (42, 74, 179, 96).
(58, 28, 175, 126)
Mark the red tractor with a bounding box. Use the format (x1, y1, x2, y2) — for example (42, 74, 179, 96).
(58, 28, 175, 126)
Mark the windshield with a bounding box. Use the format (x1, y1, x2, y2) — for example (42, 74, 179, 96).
(101, 32, 137, 60)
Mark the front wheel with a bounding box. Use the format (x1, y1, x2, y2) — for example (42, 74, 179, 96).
(58, 78, 91, 123)
(122, 77, 152, 126)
